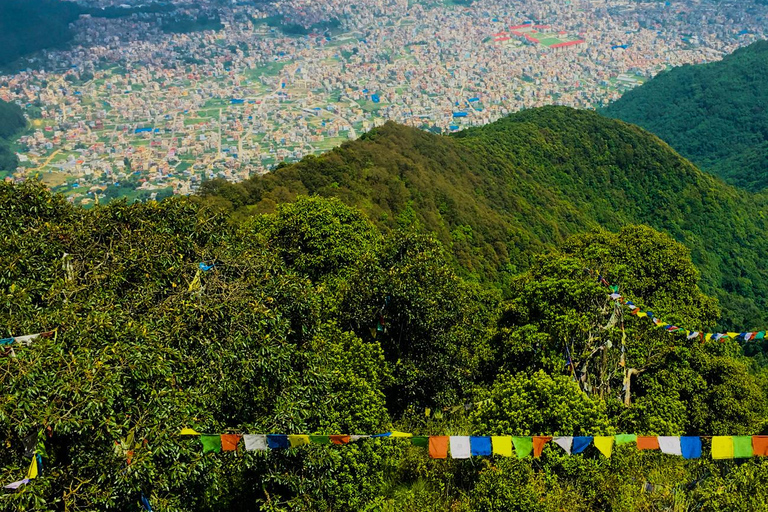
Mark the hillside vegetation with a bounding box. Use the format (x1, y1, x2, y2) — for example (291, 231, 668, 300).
(603, 40, 768, 191)
(200, 107, 768, 331)
(1, 181, 767, 511)
(0, 99, 25, 172)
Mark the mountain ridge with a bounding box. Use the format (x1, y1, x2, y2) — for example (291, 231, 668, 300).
(603, 40, 768, 191)
(200, 106, 768, 330)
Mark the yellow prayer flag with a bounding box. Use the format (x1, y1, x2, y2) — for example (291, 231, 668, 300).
(491, 436, 513, 457)
(705, 333, 713, 341)
(179, 428, 201, 436)
(727, 332, 740, 338)
(390, 431, 413, 438)
(711, 436, 734, 459)
(637, 312, 647, 318)
(593, 436, 614, 458)
(288, 435, 310, 448)
(26, 457, 38, 480)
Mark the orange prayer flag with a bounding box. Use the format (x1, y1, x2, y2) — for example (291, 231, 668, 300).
(429, 436, 449, 459)
(329, 435, 350, 445)
(753, 436, 768, 456)
(221, 434, 242, 451)
(532, 436, 553, 458)
(637, 436, 660, 451)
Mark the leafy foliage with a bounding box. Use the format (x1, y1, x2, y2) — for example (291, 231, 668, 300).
(603, 40, 768, 191)
(199, 106, 768, 330)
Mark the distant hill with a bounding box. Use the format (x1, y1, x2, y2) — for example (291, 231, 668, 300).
(0, 0, 83, 68)
(603, 40, 768, 191)
(200, 106, 768, 330)
(0, 99, 25, 172)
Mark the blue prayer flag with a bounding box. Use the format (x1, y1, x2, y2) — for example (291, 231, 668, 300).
(572, 436, 593, 454)
(681, 437, 701, 459)
(267, 435, 289, 449)
(470, 436, 492, 456)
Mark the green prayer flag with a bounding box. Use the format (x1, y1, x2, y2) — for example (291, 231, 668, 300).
(756, 332, 766, 340)
(512, 436, 533, 459)
(309, 436, 331, 445)
(411, 436, 429, 448)
(734, 436, 754, 458)
(201, 435, 222, 453)
(615, 434, 637, 445)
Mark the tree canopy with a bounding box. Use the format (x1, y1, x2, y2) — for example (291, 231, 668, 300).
(1, 181, 766, 511)
(603, 40, 768, 191)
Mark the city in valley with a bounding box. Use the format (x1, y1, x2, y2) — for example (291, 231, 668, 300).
(1, 0, 765, 205)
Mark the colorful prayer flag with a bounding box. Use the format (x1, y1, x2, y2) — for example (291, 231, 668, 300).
(470, 436, 492, 456)
(615, 434, 637, 445)
(288, 435, 310, 448)
(491, 436, 513, 457)
(220, 434, 242, 451)
(512, 436, 533, 458)
(411, 436, 429, 448)
(428, 436, 449, 459)
(593, 436, 614, 458)
(449, 436, 471, 459)
(572, 436, 593, 454)
(752, 436, 768, 456)
(201, 435, 222, 453)
(179, 428, 201, 436)
(733, 436, 753, 458)
(243, 434, 267, 451)
(711, 436, 734, 459)
(532, 436, 552, 458)
(681, 437, 701, 459)
(637, 436, 660, 451)
(309, 436, 331, 445)
(329, 435, 351, 445)
(658, 436, 682, 456)
(267, 435, 289, 450)
(553, 436, 573, 454)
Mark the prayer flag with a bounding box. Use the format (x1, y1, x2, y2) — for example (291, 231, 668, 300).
(329, 435, 350, 445)
(658, 437, 682, 456)
(756, 332, 766, 340)
(711, 436, 734, 459)
(615, 434, 637, 445)
(491, 436, 512, 457)
(637, 436, 660, 451)
(220, 434, 242, 452)
(201, 435, 222, 453)
(572, 436, 593, 454)
(681, 437, 701, 459)
(532, 436, 552, 458)
(470, 436, 492, 456)
(512, 436, 533, 458)
(243, 435, 268, 451)
(733, 436, 753, 458)
(179, 428, 201, 436)
(373, 431, 412, 438)
(450, 436, 471, 459)
(350, 435, 370, 442)
(267, 435, 289, 450)
(288, 435, 310, 448)
(593, 436, 614, 458)
(752, 436, 768, 456)
(140, 493, 153, 512)
(429, 436, 449, 459)
(309, 436, 331, 445)
(553, 436, 573, 454)
(411, 436, 429, 448)
(25, 457, 38, 480)
(4, 479, 29, 490)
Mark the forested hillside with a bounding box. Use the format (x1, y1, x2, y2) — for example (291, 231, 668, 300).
(0, 0, 83, 68)
(199, 107, 768, 331)
(1, 182, 767, 511)
(603, 40, 768, 191)
(0, 99, 25, 172)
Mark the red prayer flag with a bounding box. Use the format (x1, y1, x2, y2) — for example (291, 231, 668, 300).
(637, 436, 660, 450)
(329, 435, 350, 445)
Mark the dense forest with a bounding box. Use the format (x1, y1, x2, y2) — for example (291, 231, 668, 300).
(199, 107, 768, 334)
(0, 0, 83, 69)
(603, 40, 768, 191)
(0, 99, 25, 172)
(1, 179, 767, 511)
